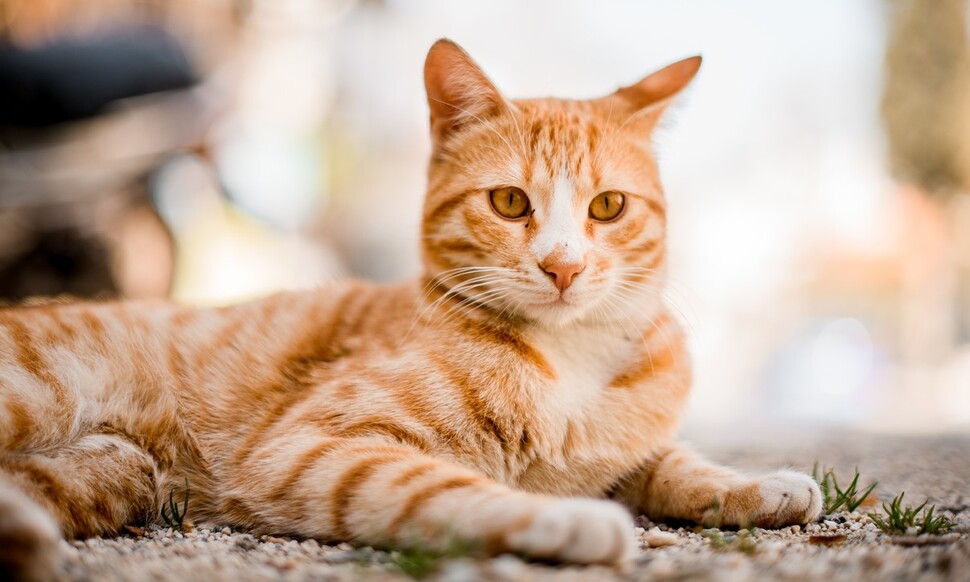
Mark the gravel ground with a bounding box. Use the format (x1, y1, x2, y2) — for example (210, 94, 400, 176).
(60, 433, 970, 582)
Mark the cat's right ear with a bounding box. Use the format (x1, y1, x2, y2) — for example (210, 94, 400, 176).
(609, 55, 702, 131)
(424, 39, 505, 145)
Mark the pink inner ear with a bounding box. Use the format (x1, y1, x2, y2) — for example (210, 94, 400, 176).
(424, 39, 505, 143)
(615, 56, 702, 111)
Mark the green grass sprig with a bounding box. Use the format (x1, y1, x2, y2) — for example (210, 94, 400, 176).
(867, 492, 955, 535)
(388, 539, 477, 579)
(161, 478, 191, 530)
(812, 462, 878, 514)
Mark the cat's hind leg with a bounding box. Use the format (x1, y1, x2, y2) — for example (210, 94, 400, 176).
(616, 443, 822, 528)
(230, 435, 635, 565)
(0, 433, 159, 580)
(0, 433, 159, 537)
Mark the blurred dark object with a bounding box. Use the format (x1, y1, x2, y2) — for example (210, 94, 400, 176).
(0, 227, 116, 299)
(0, 186, 176, 300)
(0, 26, 197, 126)
(0, 22, 217, 302)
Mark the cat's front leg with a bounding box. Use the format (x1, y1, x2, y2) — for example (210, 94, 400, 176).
(614, 443, 822, 528)
(231, 435, 635, 565)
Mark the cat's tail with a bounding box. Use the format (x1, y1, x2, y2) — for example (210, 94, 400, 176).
(0, 475, 63, 582)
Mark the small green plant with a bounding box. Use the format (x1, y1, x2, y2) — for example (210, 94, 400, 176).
(868, 492, 956, 535)
(698, 528, 757, 555)
(161, 478, 190, 530)
(388, 547, 444, 579)
(388, 539, 476, 579)
(917, 505, 957, 535)
(812, 462, 878, 514)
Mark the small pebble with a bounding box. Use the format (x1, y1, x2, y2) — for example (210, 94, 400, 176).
(488, 555, 525, 581)
(440, 560, 480, 582)
(51, 437, 968, 581)
(640, 527, 681, 547)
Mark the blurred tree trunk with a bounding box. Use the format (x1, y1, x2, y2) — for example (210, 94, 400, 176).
(881, 0, 970, 415)
(882, 0, 969, 194)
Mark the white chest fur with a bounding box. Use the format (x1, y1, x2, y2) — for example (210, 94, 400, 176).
(528, 325, 637, 419)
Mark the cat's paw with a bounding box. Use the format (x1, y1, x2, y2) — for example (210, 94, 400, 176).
(503, 498, 635, 566)
(742, 470, 822, 528)
(0, 484, 63, 582)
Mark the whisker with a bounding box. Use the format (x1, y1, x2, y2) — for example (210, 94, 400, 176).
(611, 277, 699, 336)
(608, 285, 688, 375)
(505, 102, 528, 157)
(589, 98, 616, 174)
(430, 286, 513, 332)
(419, 268, 515, 305)
(405, 269, 515, 340)
(428, 96, 521, 161)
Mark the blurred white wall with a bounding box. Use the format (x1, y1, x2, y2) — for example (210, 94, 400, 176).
(324, 0, 924, 433)
(155, 0, 967, 434)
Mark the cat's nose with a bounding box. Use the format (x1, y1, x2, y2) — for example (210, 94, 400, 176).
(540, 260, 586, 292)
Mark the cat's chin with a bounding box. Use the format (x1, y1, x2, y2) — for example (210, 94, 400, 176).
(517, 289, 667, 330)
(520, 298, 593, 328)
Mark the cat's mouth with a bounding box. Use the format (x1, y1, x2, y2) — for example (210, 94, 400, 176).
(533, 289, 574, 306)
(522, 295, 594, 326)
(550, 293, 575, 305)
(532, 291, 584, 313)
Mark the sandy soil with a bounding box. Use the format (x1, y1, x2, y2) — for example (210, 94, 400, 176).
(59, 433, 970, 581)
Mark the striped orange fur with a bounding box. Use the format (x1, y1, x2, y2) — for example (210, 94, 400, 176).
(0, 39, 821, 579)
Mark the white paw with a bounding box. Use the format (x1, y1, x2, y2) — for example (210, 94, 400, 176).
(0, 484, 63, 581)
(753, 470, 823, 527)
(504, 498, 635, 566)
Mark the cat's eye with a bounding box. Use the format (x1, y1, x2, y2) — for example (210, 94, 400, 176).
(489, 187, 531, 219)
(589, 191, 626, 222)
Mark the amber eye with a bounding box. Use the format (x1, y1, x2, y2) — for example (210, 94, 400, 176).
(489, 187, 531, 219)
(589, 191, 626, 222)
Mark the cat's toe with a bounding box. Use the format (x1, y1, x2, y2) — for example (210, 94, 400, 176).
(752, 471, 822, 527)
(503, 498, 635, 566)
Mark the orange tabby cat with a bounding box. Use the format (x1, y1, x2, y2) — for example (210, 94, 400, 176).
(0, 39, 821, 579)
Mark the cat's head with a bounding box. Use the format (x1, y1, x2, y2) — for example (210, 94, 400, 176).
(420, 39, 700, 327)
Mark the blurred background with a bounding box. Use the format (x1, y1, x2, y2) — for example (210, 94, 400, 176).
(1, 0, 969, 435)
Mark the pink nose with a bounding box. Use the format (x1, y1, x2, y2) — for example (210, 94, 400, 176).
(540, 260, 585, 292)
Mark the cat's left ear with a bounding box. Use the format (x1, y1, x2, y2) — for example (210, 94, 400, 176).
(424, 39, 507, 146)
(609, 55, 702, 129)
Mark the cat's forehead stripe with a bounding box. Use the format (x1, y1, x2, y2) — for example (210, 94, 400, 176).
(515, 102, 604, 191)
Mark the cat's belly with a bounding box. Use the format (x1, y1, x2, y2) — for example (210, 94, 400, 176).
(512, 453, 646, 497)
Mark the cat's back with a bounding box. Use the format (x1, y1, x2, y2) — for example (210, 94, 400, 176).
(0, 280, 421, 446)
